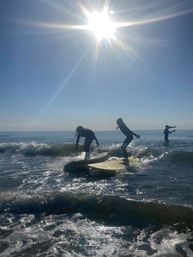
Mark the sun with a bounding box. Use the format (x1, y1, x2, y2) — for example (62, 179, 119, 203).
(84, 7, 117, 42)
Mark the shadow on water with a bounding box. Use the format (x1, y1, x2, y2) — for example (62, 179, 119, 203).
(64, 166, 116, 180)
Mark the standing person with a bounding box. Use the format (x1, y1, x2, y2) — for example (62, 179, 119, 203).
(75, 126, 99, 160)
(164, 125, 176, 143)
(116, 118, 140, 165)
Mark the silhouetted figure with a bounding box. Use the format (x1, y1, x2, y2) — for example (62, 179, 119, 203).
(116, 118, 140, 165)
(75, 126, 99, 160)
(164, 125, 176, 143)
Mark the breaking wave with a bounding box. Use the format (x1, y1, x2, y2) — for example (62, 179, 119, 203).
(0, 142, 83, 157)
(1, 192, 193, 228)
(0, 142, 192, 166)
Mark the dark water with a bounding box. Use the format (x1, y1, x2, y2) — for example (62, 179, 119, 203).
(0, 130, 193, 256)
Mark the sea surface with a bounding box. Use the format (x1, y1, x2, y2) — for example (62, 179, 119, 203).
(0, 130, 193, 257)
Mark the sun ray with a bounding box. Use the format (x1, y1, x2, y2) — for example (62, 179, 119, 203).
(115, 7, 193, 29)
(25, 21, 86, 31)
(31, 47, 89, 125)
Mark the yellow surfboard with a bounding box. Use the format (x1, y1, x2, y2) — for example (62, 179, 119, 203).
(88, 156, 140, 172)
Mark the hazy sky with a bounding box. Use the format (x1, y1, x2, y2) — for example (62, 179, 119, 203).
(0, 0, 193, 131)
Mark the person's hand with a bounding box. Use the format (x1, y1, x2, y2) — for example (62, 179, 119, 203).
(136, 135, 140, 139)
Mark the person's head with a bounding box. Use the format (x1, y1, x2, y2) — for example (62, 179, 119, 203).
(76, 126, 84, 133)
(116, 118, 124, 128)
(165, 125, 169, 129)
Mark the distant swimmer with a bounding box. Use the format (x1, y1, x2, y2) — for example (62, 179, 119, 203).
(116, 118, 140, 165)
(164, 125, 176, 143)
(75, 126, 99, 160)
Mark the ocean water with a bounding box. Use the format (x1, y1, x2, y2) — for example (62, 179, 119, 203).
(0, 130, 193, 257)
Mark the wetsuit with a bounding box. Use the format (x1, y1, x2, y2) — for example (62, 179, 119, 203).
(118, 123, 134, 156)
(164, 128, 170, 142)
(76, 128, 99, 154)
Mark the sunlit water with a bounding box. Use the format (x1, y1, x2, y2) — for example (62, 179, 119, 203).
(0, 130, 193, 256)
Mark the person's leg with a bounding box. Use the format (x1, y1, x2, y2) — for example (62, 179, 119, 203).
(84, 139, 92, 160)
(121, 137, 132, 165)
(85, 152, 90, 160)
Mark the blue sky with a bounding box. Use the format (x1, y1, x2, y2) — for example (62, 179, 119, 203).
(0, 0, 193, 131)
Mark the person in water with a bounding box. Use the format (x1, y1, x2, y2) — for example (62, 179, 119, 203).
(164, 125, 176, 143)
(75, 126, 99, 160)
(116, 118, 140, 165)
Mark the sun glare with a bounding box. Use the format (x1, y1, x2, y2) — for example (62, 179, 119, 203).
(84, 7, 116, 42)
(31, 2, 193, 53)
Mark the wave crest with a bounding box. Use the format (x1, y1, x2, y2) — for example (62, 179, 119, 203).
(0, 142, 83, 157)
